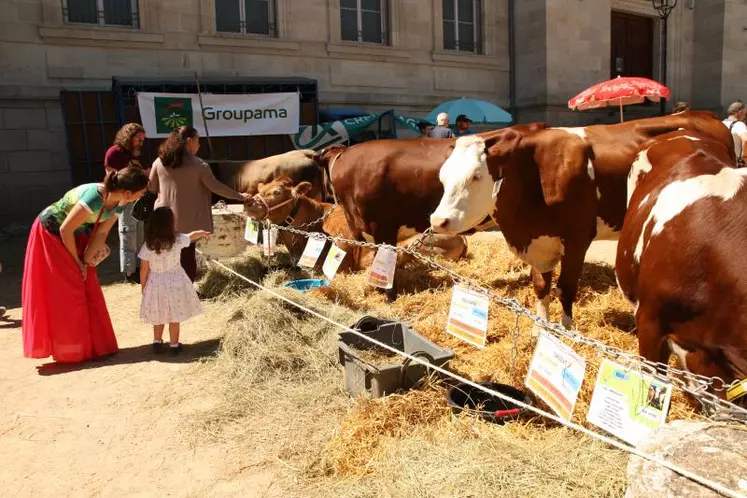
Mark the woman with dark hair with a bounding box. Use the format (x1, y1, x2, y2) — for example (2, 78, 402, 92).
(105, 122, 148, 284)
(22, 166, 150, 363)
(149, 126, 249, 281)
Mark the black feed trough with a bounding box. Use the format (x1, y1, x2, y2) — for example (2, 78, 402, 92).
(447, 382, 533, 424)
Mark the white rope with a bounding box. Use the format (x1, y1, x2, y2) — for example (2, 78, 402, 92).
(199, 251, 746, 498)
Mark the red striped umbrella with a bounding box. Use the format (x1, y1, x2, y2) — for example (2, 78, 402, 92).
(568, 76, 671, 122)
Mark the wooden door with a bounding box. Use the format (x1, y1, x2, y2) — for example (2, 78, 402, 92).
(611, 11, 654, 79)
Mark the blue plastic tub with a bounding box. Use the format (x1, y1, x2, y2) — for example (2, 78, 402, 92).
(283, 279, 329, 292)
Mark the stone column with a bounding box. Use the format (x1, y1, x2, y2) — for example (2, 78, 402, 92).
(692, 0, 726, 112)
(514, 0, 612, 125)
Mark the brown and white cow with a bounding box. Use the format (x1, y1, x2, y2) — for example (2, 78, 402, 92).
(325, 132, 509, 246)
(616, 130, 747, 401)
(210, 149, 332, 202)
(429, 111, 733, 335)
(243, 177, 467, 274)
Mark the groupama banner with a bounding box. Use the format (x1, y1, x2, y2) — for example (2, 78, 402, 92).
(136, 92, 300, 138)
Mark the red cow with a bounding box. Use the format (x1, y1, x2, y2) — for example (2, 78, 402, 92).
(616, 129, 747, 401)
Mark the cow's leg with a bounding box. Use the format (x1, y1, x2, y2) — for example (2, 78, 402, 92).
(530, 268, 553, 338)
(636, 305, 669, 372)
(554, 242, 591, 331)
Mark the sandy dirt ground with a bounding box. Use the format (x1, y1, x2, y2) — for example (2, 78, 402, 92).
(0, 231, 617, 497)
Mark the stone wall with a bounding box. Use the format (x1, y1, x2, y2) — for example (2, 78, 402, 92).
(1, 0, 745, 225)
(0, 98, 70, 226)
(0, 0, 511, 226)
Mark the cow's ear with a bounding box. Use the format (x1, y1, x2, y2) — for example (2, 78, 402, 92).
(292, 181, 313, 198)
(482, 130, 525, 178)
(533, 136, 590, 206)
(484, 129, 523, 156)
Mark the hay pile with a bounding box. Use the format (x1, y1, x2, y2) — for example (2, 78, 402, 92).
(309, 234, 702, 421)
(192, 235, 653, 496)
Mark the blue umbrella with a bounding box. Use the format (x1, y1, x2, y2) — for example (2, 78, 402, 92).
(424, 97, 513, 125)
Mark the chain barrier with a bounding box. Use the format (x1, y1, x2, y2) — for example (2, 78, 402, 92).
(224, 206, 747, 422)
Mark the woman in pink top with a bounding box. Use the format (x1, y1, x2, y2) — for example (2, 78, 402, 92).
(149, 126, 249, 281)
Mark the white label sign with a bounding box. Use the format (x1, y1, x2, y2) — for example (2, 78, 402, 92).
(445, 285, 489, 348)
(366, 246, 397, 289)
(244, 219, 259, 244)
(137, 91, 300, 138)
(525, 331, 587, 422)
(322, 244, 347, 280)
(298, 236, 326, 268)
(262, 228, 278, 257)
(587, 359, 672, 447)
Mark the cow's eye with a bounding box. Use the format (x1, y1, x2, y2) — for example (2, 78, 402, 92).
(471, 173, 481, 183)
(273, 188, 283, 195)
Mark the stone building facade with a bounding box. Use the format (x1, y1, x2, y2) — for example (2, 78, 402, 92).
(0, 0, 745, 225)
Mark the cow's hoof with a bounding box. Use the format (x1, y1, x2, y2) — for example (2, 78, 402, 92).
(561, 313, 574, 330)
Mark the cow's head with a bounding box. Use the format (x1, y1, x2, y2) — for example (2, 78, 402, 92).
(244, 176, 313, 223)
(430, 124, 543, 234)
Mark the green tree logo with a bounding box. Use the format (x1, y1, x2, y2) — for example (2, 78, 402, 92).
(154, 97, 193, 133)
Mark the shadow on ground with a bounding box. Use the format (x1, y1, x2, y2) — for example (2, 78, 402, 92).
(35, 338, 221, 376)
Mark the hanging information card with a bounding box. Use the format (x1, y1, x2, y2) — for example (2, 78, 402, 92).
(366, 246, 397, 289)
(262, 228, 278, 257)
(322, 245, 347, 280)
(298, 236, 326, 268)
(244, 219, 259, 245)
(525, 331, 587, 421)
(445, 285, 489, 348)
(586, 359, 672, 446)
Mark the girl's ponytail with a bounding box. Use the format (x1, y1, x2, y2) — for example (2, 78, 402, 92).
(103, 169, 118, 192)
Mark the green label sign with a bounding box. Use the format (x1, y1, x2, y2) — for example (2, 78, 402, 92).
(154, 97, 193, 133)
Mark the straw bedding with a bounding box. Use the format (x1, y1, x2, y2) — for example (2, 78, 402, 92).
(192, 233, 699, 496)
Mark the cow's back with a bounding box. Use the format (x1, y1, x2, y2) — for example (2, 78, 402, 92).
(227, 150, 323, 198)
(331, 138, 454, 240)
(617, 131, 747, 317)
(577, 110, 733, 231)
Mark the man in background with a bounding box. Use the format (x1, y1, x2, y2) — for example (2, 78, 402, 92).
(417, 120, 434, 137)
(454, 114, 475, 136)
(428, 112, 454, 138)
(672, 101, 690, 113)
(722, 100, 747, 167)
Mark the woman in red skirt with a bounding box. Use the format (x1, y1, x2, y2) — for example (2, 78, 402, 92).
(22, 166, 150, 363)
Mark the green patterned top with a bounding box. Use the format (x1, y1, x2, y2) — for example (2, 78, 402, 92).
(40, 183, 124, 235)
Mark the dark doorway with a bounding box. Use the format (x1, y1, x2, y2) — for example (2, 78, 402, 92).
(611, 11, 654, 79)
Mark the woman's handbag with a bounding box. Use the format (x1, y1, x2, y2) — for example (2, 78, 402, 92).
(132, 190, 157, 222)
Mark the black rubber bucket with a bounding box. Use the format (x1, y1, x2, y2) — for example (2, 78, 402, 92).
(447, 382, 532, 424)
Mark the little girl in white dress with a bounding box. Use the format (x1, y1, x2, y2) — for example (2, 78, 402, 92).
(139, 207, 210, 354)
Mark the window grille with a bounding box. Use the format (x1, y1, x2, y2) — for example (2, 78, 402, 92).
(443, 0, 482, 53)
(340, 0, 389, 45)
(62, 0, 140, 28)
(216, 0, 277, 36)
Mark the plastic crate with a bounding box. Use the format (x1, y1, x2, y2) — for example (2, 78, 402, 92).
(338, 316, 456, 398)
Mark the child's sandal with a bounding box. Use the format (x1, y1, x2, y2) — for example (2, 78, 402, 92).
(168, 343, 183, 355)
(152, 341, 166, 354)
